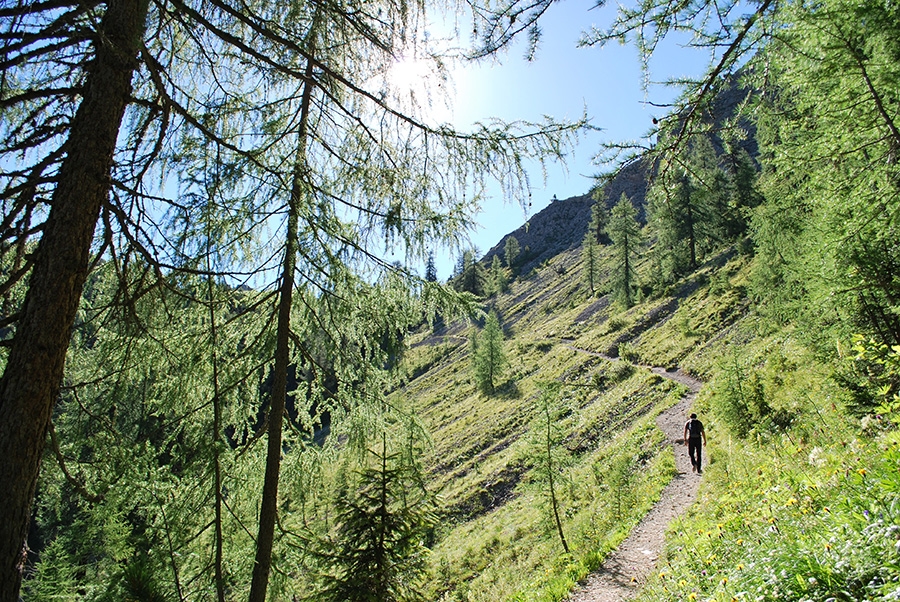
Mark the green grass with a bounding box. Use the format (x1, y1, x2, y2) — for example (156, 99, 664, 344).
(394, 244, 743, 601)
(399, 241, 900, 602)
(631, 324, 900, 602)
(634, 429, 900, 602)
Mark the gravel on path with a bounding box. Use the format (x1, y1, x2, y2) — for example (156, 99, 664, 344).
(565, 367, 703, 602)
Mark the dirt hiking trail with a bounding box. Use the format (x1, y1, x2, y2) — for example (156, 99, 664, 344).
(566, 358, 704, 602)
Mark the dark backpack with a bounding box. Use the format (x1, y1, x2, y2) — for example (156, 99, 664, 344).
(687, 419, 703, 438)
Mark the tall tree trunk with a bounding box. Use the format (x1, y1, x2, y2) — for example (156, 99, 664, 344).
(247, 52, 316, 602)
(208, 260, 226, 602)
(0, 2, 148, 599)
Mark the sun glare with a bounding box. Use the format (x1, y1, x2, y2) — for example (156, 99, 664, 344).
(387, 56, 432, 95)
(380, 51, 455, 122)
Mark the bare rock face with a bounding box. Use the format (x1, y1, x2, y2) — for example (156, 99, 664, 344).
(480, 157, 651, 277)
(480, 79, 757, 279)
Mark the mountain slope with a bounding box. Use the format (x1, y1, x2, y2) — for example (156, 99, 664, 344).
(400, 236, 755, 601)
(481, 157, 650, 277)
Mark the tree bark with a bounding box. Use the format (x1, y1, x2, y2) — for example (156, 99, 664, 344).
(0, 1, 148, 599)
(247, 51, 316, 602)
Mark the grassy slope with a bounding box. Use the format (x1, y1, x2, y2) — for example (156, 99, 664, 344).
(397, 243, 751, 601)
(400, 241, 900, 602)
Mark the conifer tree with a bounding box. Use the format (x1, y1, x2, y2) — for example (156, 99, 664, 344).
(455, 249, 486, 296)
(588, 195, 610, 244)
(425, 252, 438, 283)
(504, 236, 521, 270)
(485, 255, 508, 297)
(0, 0, 582, 597)
(316, 436, 437, 602)
(608, 194, 643, 307)
(646, 136, 729, 283)
(749, 0, 900, 346)
(527, 384, 571, 554)
(471, 311, 507, 395)
(582, 231, 602, 296)
(582, 197, 609, 296)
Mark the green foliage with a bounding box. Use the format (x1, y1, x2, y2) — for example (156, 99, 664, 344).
(313, 442, 437, 602)
(748, 0, 900, 347)
(617, 342, 640, 364)
(471, 311, 508, 395)
(425, 252, 438, 283)
(581, 231, 602, 296)
(455, 250, 487, 296)
(526, 384, 572, 554)
(848, 336, 900, 421)
(588, 198, 609, 245)
(646, 136, 738, 287)
(484, 255, 509, 298)
(712, 350, 791, 438)
(505, 236, 522, 271)
(635, 431, 900, 602)
(121, 557, 170, 602)
(607, 193, 643, 306)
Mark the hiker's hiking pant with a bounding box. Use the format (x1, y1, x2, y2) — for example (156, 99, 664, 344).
(688, 437, 703, 472)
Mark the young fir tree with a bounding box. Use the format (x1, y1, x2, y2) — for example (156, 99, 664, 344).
(504, 236, 521, 271)
(314, 432, 437, 602)
(608, 194, 643, 307)
(470, 311, 508, 395)
(424, 252, 438, 283)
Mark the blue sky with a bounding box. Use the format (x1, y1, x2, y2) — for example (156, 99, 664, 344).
(415, 0, 711, 279)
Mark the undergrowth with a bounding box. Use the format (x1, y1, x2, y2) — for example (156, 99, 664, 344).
(635, 341, 900, 602)
(637, 429, 900, 602)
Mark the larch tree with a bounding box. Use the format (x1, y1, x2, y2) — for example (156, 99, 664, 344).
(581, 230, 602, 296)
(646, 135, 729, 283)
(588, 193, 609, 244)
(749, 0, 900, 346)
(504, 235, 521, 272)
(607, 193, 643, 307)
(0, 3, 151, 598)
(471, 310, 507, 395)
(582, 197, 608, 295)
(0, 0, 582, 598)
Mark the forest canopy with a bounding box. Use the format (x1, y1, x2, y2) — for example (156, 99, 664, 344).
(0, 0, 578, 599)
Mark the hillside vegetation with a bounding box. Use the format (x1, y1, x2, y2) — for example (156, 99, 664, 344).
(5, 0, 900, 599)
(402, 235, 899, 601)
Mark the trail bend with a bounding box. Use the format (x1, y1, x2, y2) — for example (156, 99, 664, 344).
(565, 345, 704, 602)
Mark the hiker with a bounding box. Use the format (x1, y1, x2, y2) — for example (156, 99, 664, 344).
(683, 413, 707, 474)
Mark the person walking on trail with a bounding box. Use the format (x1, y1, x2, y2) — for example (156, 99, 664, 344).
(684, 413, 707, 474)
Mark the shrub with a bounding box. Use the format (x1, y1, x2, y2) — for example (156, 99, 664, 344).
(610, 361, 635, 383)
(618, 342, 640, 363)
